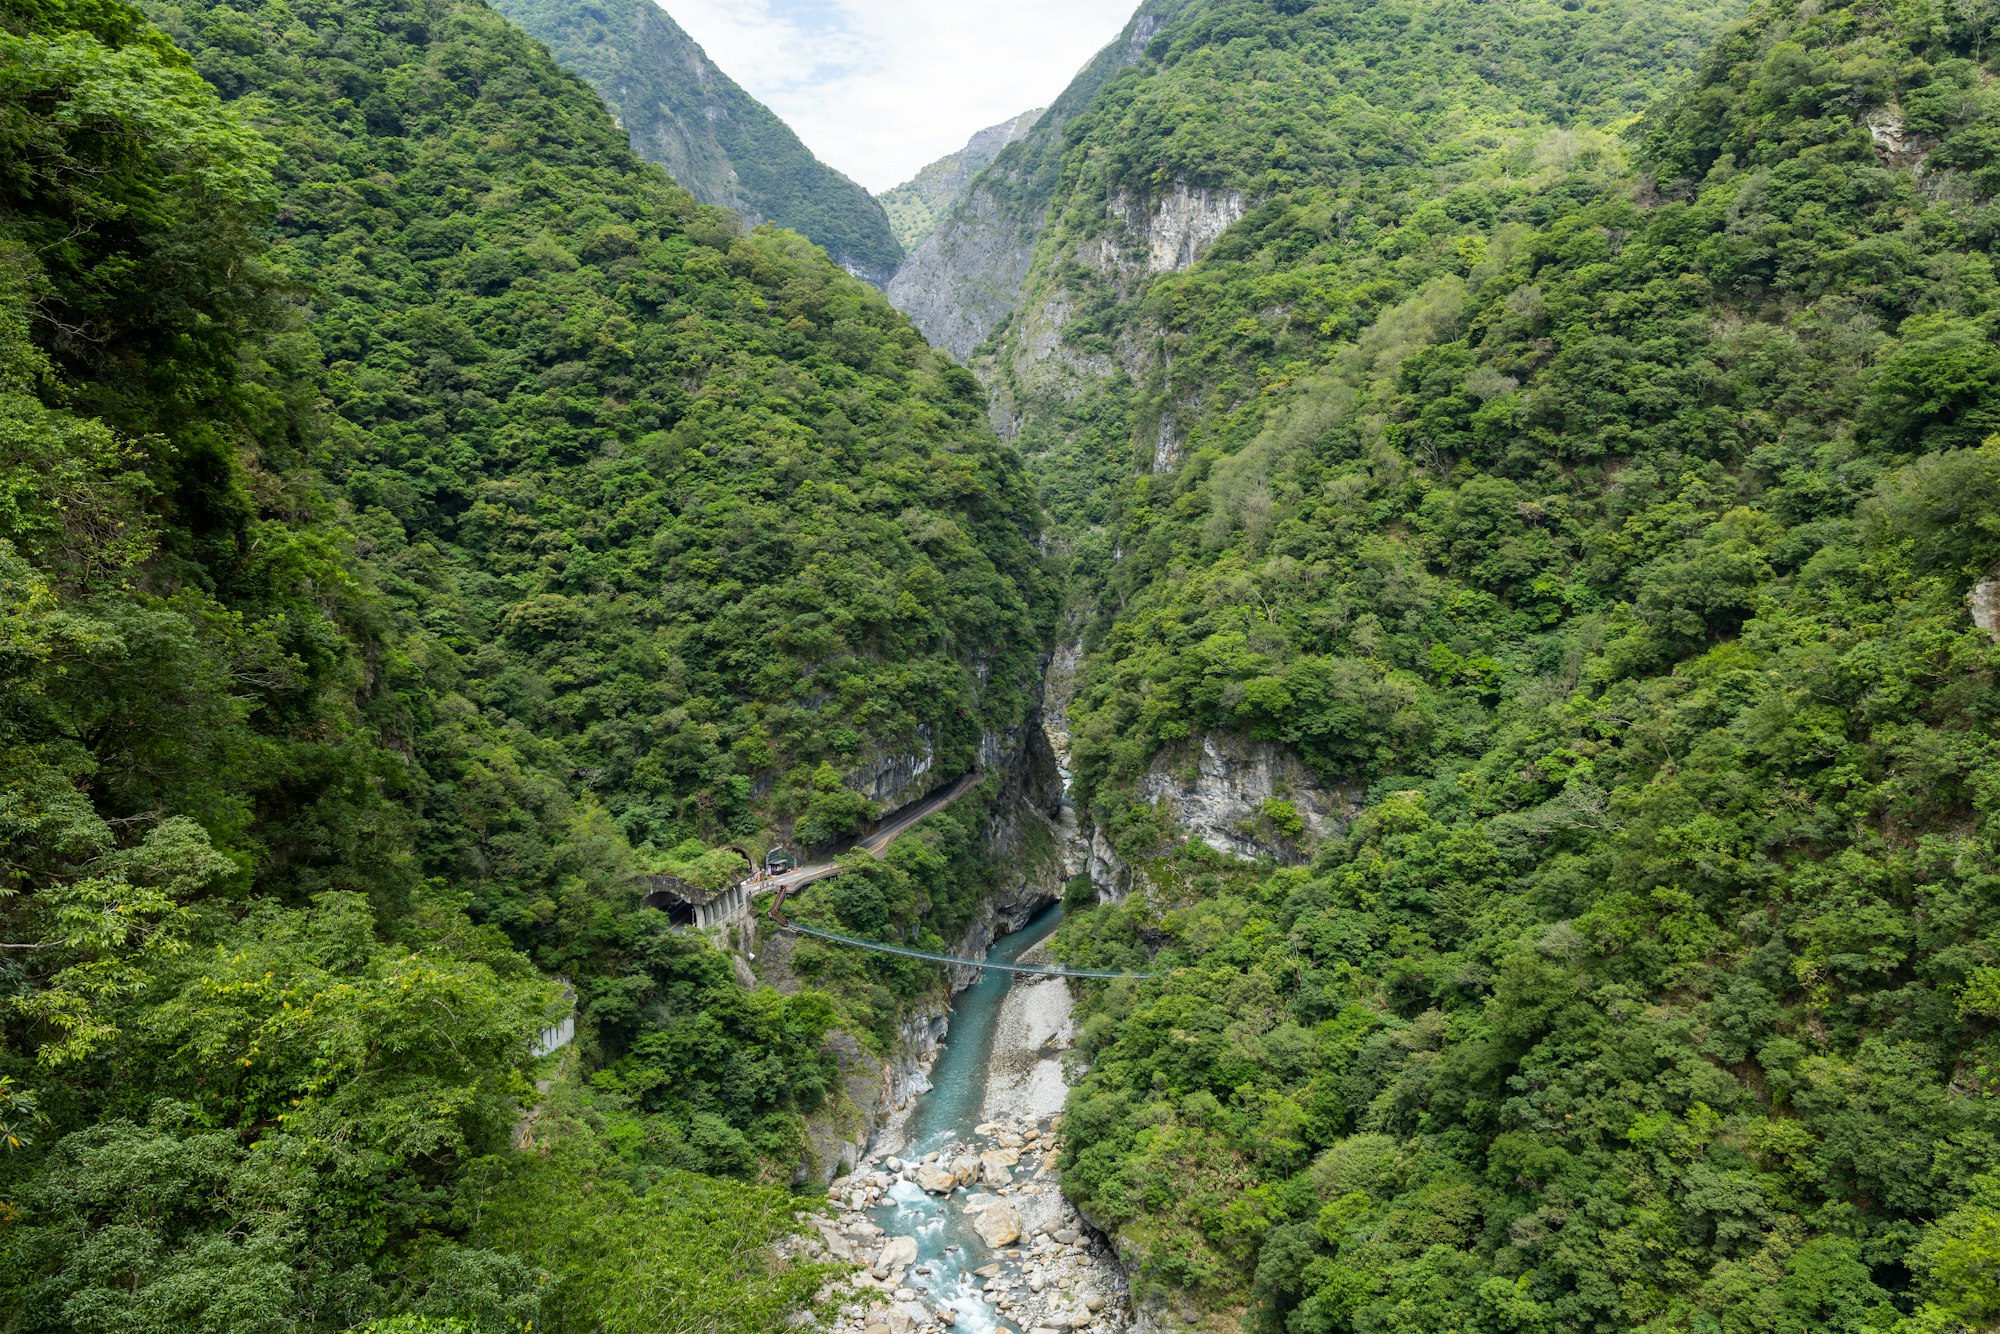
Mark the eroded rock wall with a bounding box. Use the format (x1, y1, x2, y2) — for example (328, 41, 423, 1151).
(1134, 733, 1358, 862)
(1072, 731, 1361, 904)
(888, 178, 1044, 360)
(885, 2, 1194, 358)
(844, 725, 939, 810)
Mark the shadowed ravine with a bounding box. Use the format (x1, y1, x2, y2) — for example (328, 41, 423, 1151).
(816, 905, 1133, 1334)
(902, 903, 1066, 1158)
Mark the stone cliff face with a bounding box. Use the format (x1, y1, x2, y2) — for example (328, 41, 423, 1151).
(978, 714, 1069, 924)
(800, 1015, 944, 1187)
(1006, 180, 1250, 407)
(1133, 733, 1358, 862)
(886, 1, 1197, 357)
(878, 108, 1045, 251)
(1107, 184, 1248, 276)
(491, 0, 903, 283)
(1973, 569, 2000, 641)
(1074, 732, 1359, 904)
(844, 726, 939, 811)
(888, 177, 1048, 361)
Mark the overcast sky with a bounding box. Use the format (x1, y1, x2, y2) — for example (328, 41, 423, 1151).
(663, 0, 1139, 193)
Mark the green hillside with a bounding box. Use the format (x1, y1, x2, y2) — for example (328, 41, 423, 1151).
(489, 0, 905, 283)
(989, 0, 2000, 1328)
(147, 0, 1045, 868)
(0, 0, 1042, 1327)
(14, 0, 2000, 1328)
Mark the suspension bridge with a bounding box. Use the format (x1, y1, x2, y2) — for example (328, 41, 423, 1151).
(749, 771, 1153, 982)
(776, 919, 1153, 981)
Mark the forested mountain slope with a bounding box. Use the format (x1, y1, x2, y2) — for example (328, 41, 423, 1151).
(489, 0, 905, 285)
(144, 0, 1047, 871)
(1010, 0, 2000, 1330)
(0, 0, 1046, 1328)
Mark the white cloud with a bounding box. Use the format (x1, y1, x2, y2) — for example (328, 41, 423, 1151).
(661, 0, 1139, 192)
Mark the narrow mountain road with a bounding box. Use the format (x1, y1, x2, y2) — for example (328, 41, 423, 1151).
(857, 769, 984, 856)
(757, 770, 984, 904)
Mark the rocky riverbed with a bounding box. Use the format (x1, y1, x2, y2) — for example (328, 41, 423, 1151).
(806, 1113, 1131, 1334)
(792, 910, 1134, 1334)
(981, 962, 1075, 1126)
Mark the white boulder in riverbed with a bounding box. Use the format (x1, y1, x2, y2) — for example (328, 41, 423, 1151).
(979, 1147, 1019, 1186)
(972, 1200, 1024, 1248)
(872, 1235, 918, 1279)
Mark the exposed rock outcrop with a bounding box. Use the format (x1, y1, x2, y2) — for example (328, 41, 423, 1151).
(1153, 410, 1183, 473)
(1010, 180, 1248, 402)
(799, 1007, 950, 1187)
(1865, 106, 1936, 172)
(888, 176, 1049, 361)
(1109, 184, 1247, 275)
(983, 942, 1078, 1126)
(1075, 733, 1361, 903)
(1084, 823, 1136, 903)
(1862, 104, 1980, 203)
(845, 726, 939, 810)
(1133, 732, 1354, 862)
(1971, 570, 2000, 641)
(886, 2, 1187, 357)
(981, 715, 1069, 921)
(879, 108, 1046, 251)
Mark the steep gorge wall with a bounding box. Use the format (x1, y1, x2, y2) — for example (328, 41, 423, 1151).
(879, 107, 1046, 251)
(886, 3, 1194, 357)
(997, 178, 1250, 421)
(964, 0, 2000, 1328)
(492, 0, 904, 283)
(778, 714, 1068, 1183)
(985, 0, 1750, 917)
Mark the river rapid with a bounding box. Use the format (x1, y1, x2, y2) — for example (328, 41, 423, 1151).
(810, 905, 1134, 1334)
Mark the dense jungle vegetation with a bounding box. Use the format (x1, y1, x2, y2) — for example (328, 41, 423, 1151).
(14, 0, 2000, 1327)
(487, 0, 906, 283)
(0, 0, 1045, 1328)
(1023, 0, 2000, 1331)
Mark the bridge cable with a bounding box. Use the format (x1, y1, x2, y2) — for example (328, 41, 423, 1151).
(777, 921, 1151, 981)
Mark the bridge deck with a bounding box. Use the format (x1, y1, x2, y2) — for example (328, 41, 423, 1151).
(778, 922, 1151, 980)
(729, 769, 1154, 981)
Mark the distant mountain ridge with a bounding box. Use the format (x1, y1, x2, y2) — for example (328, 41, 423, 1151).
(490, 0, 904, 284)
(878, 108, 1045, 251)
(886, 4, 1192, 359)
